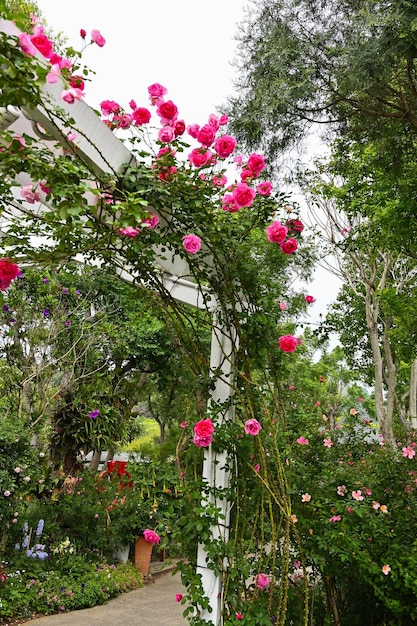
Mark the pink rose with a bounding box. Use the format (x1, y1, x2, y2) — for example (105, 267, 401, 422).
(175, 594, 183, 602)
(296, 436, 309, 445)
(188, 148, 213, 168)
(279, 335, 298, 353)
(182, 234, 202, 254)
(194, 418, 214, 438)
(305, 295, 316, 304)
(30, 33, 54, 58)
(280, 238, 298, 254)
(157, 100, 178, 122)
(80, 29, 86, 38)
(256, 181, 273, 196)
(100, 100, 120, 115)
(132, 107, 151, 125)
(118, 226, 140, 237)
(91, 29, 106, 47)
(187, 124, 200, 139)
(61, 88, 83, 104)
(142, 213, 160, 229)
(214, 134, 237, 159)
(114, 114, 132, 129)
(266, 221, 288, 244)
(287, 219, 304, 233)
(148, 83, 168, 98)
(21, 184, 40, 204)
(193, 434, 213, 447)
(158, 126, 175, 143)
(222, 193, 239, 213)
(197, 124, 216, 147)
(213, 175, 227, 187)
(232, 183, 256, 208)
(70, 75, 85, 90)
(257, 573, 270, 590)
(143, 529, 160, 544)
(244, 419, 262, 436)
(18, 33, 37, 56)
(174, 120, 186, 136)
(247, 153, 265, 176)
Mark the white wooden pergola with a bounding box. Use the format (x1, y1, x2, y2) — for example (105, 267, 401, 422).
(1, 18, 237, 625)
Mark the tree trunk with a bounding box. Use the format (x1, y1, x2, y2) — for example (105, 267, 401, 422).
(90, 450, 102, 471)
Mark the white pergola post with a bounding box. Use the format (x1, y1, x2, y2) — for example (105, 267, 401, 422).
(197, 309, 237, 625)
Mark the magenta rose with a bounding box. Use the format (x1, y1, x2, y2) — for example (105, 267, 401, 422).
(157, 100, 178, 122)
(188, 148, 213, 168)
(132, 107, 151, 125)
(244, 419, 262, 436)
(197, 124, 216, 147)
(91, 29, 106, 47)
(232, 183, 256, 208)
(266, 221, 288, 244)
(143, 529, 160, 544)
(280, 238, 298, 254)
(30, 33, 54, 58)
(61, 88, 83, 104)
(305, 295, 316, 304)
(214, 134, 237, 159)
(222, 193, 239, 213)
(247, 153, 265, 176)
(194, 418, 214, 438)
(183, 234, 202, 254)
(278, 335, 298, 353)
(0, 258, 20, 291)
(142, 213, 160, 229)
(174, 120, 186, 136)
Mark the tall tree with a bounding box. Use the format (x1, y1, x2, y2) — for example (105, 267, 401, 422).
(227, 0, 417, 164)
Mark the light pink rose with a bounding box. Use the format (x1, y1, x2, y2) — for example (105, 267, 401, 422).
(187, 124, 200, 139)
(142, 213, 160, 229)
(296, 436, 309, 445)
(232, 183, 256, 208)
(158, 126, 175, 143)
(91, 29, 106, 47)
(214, 135, 237, 159)
(244, 419, 262, 436)
(279, 335, 298, 353)
(21, 184, 40, 204)
(19, 33, 37, 56)
(280, 238, 298, 254)
(119, 226, 140, 237)
(143, 529, 160, 544)
(257, 573, 270, 590)
(182, 234, 201, 254)
(266, 221, 288, 243)
(61, 88, 84, 104)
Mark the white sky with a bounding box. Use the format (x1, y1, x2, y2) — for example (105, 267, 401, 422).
(34, 0, 340, 331)
(35, 0, 248, 124)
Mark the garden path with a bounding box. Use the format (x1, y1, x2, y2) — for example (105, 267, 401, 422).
(25, 562, 188, 626)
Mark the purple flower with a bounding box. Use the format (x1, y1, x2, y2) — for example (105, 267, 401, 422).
(2, 304, 9, 312)
(43, 309, 50, 317)
(62, 288, 69, 294)
(64, 320, 71, 326)
(42, 278, 49, 283)
(89, 409, 100, 419)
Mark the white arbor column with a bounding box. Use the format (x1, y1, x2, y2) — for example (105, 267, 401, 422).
(196, 309, 238, 626)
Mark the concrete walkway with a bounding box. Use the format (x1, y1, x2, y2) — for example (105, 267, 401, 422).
(27, 562, 189, 626)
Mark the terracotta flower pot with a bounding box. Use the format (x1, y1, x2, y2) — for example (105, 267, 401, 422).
(134, 536, 153, 576)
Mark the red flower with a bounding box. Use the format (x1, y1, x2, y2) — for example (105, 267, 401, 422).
(132, 107, 151, 125)
(0, 258, 20, 291)
(278, 335, 298, 353)
(280, 238, 298, 254)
